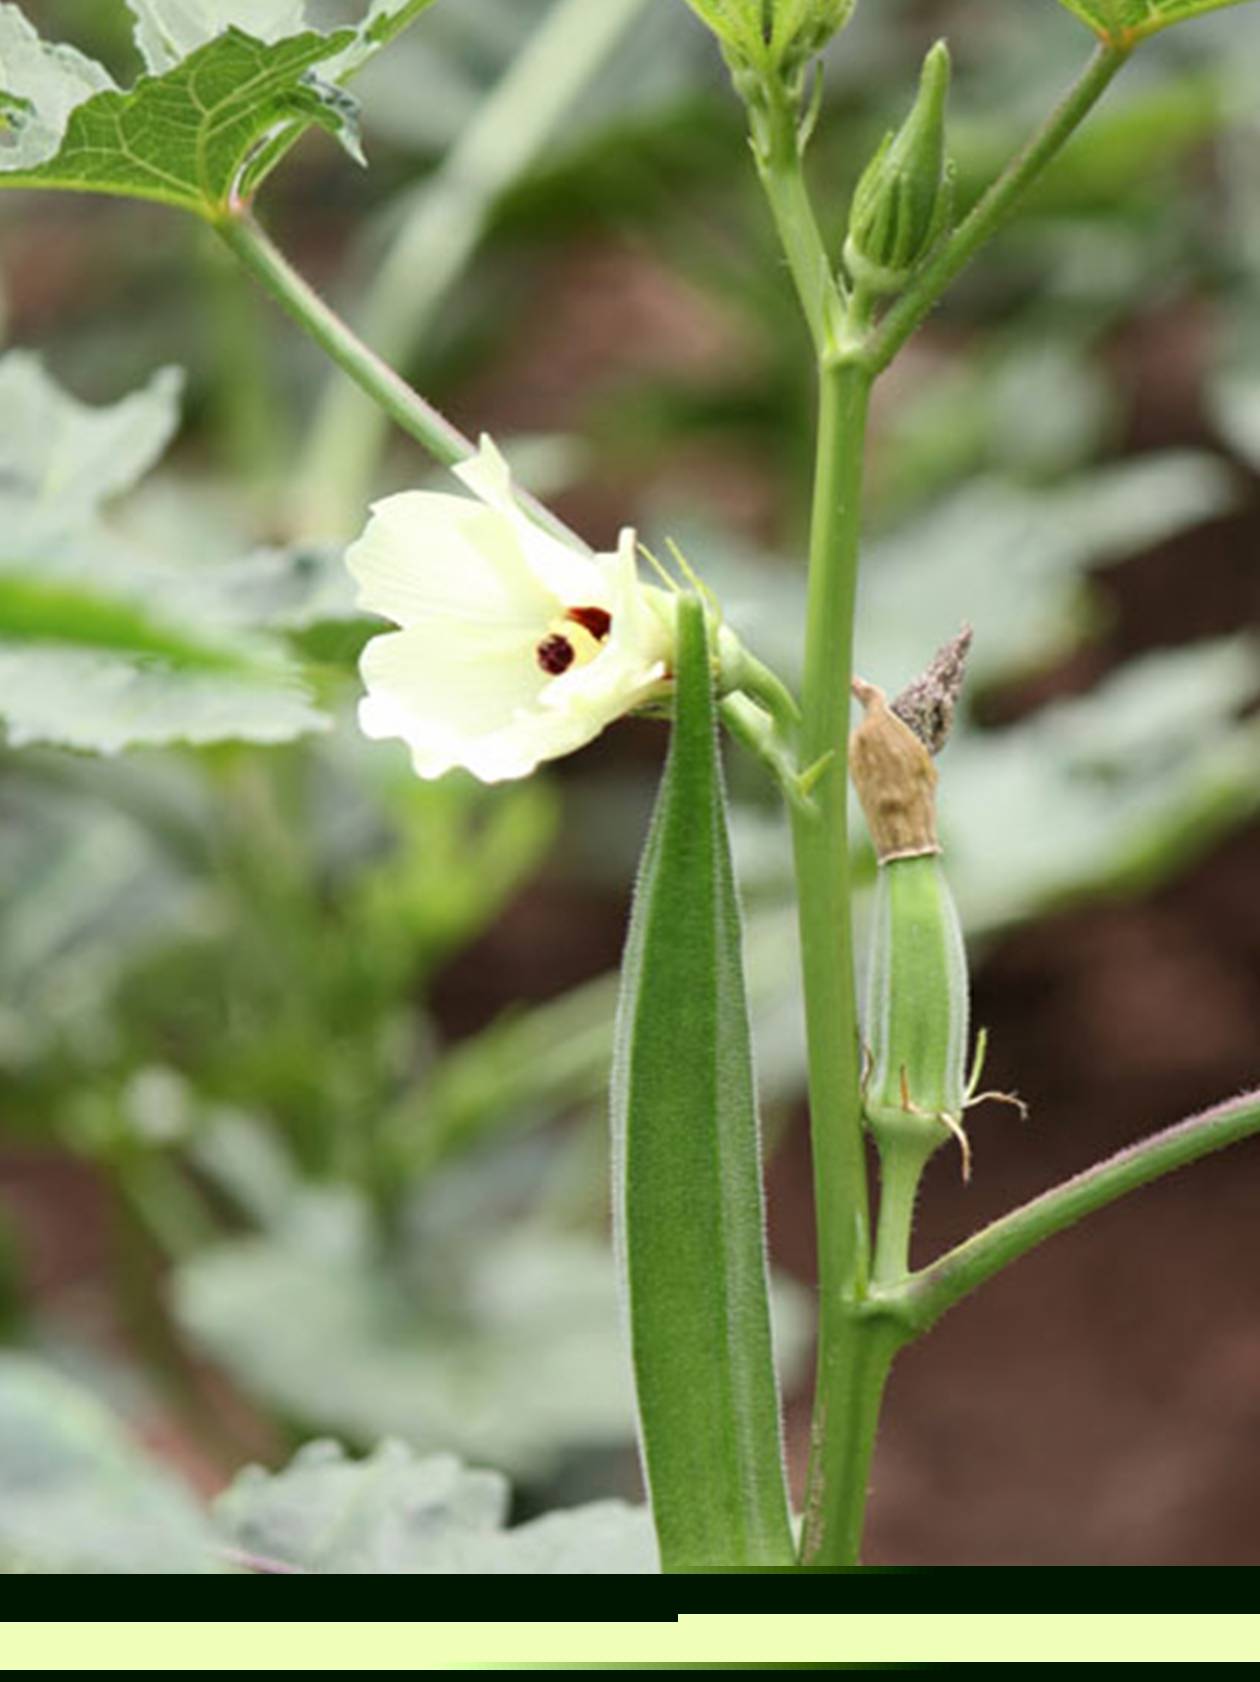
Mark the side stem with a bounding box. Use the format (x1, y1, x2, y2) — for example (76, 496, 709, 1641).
(866, 41, 1129, 373)
(899, 1089, 1260, 1331)
(212, 209, 581, 546)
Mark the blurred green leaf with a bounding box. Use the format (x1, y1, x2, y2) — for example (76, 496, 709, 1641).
(172, 1194, 641, 1477)
(0, 353, 181, 517)
(128, 2, 310, 72)
(1055, 0, 1260, 43)
(670, 452, 1235, 694)
(172, 1173, 812, 1480)
(0, 646, 327, 752)
(0, 774, 192, 1069)
(0, 353, 330, 751)
(0, 573, 250, 669)
(857, 453, 1237, 688)
(942, 637, 1260, 933)
(0, 1354, 216, 1573)
(215, 1438, 657, 1573)
(131, 1, 441, 81)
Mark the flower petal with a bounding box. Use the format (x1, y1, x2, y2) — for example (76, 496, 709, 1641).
(345, 489, 556, 631)
(455, 435, 610, 607)
(358, 622, 606, 782)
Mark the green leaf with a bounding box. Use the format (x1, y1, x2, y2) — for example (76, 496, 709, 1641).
(0, 1354, 217, 1573)
(215, 1439, 658, 1573)
(943, 636, 1260, 933)
(0, 352, 331, 752)
(1054, 0, 1260, 42)
(0, 2, 445, 217)
(0, 16, 358, 214)
(0, 570, 327, 749)
(0, 647, 327, 752)
(0, 573, 248, 669)
(0, 352, 181, 517)
(0, 9, 113, 170)
(611, 595, 794, 1571)
(171, 1199, 643, 1478)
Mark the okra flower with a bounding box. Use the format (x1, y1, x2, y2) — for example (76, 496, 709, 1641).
(345, 437, 674, 782)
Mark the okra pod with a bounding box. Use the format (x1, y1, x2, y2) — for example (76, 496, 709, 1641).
(849, 632, 978, 1179)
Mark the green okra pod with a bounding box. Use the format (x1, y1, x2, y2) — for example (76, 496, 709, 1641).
(849, 631, 984, 1180)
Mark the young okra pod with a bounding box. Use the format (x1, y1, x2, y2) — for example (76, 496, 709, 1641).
(849, 630, 980, 1178)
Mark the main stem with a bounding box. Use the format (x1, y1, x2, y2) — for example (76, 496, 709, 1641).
(790, 359, 881, 1567)
(762, 37, 1134, 1567)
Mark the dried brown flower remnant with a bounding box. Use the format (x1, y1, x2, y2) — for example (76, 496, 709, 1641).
(890, 623, 972, 756)
(849, 677, 940, 862)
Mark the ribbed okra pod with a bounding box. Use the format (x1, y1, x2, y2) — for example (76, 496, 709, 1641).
(849, 631, 982, 1184)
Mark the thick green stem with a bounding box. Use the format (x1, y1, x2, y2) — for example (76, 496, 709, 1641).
(758, 39, 1138, 1567)
(898, 1090, 1260, 1331)
(293, 0, 649, 537)
(866, 42, 1129, 373)
(213, 209, 580, 546)
(790, 359, 876, 1567)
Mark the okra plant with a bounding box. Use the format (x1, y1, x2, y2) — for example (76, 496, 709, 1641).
(3, 0, 1260, 1572)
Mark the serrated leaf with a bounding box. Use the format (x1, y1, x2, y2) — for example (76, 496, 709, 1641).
(0, 18, 359, 214)
(215, 1439, 657, 1574)
(1055, 0, 1260, 42)
(0, 1354, 216, 1574)
(0, 2, 443, 216)
(611, 595, 794, 1571)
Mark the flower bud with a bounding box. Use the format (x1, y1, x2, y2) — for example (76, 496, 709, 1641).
(679, 0, 856, 78)
(765, 0, 857, 74)
(844, 39, 953, 298)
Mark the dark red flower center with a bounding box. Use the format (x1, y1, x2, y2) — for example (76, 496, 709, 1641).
(535, 605, 612, 676)
(566, 605, 612, 641)
(536, 634, 575, 675)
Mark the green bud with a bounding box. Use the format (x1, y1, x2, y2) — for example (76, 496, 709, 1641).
(844, 39, 953, 297)
(765, 0, 857, 74)
(679, 0, 856, 78)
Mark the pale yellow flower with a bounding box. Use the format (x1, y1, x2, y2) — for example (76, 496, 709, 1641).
(346, 437, 673, 782)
